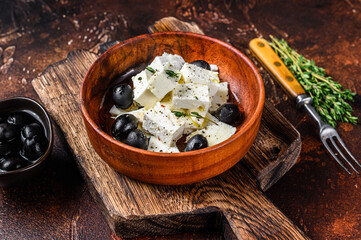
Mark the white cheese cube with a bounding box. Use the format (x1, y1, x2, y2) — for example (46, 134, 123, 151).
(209, 71, 220, 84)
(109, 106, 146, 123)
(147, 136, 180, 153)
(159, 92, 174, 110)
(109, 105, 127, 117)
(134, 88, 159, 109)
(208, 80, 219, 99)
(210, 64, 219, 72)
(148, 53, 185, 72)
(181, 63, 210, 85)
(132, 70, 152, 93)
(158, 93, 197, 134)
(187, 104, 210, 128)
(186, 113, 236, 147)
(210, 82, 229, 112)
(180, 63, 220, 84)
(172, 83, 210, 110)
(142, 103, 185, 146)
(132, 70, 158, 109)
(148, 57, 164, 72)
(148, 63, 180, 100)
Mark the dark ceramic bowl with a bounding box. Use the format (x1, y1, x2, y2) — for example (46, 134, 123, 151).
(81, 32, 264, 185)
(0, 97, 53, 186)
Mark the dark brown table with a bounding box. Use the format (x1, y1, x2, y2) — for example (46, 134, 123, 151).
(1, 1, 360, 239)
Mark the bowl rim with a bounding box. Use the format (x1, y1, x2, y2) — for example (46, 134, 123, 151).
(0, 96, 54, 176)
(81, 31, 265, 157)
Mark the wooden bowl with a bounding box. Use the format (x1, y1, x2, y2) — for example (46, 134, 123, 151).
(81, 32, 264, 185)
(0, 97, 53, 186)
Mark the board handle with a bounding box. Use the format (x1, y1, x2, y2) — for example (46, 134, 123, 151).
(249, 38, 305, 99)
(221, 186, 309, 240)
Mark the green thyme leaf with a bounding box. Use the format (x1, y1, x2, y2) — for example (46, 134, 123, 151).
(190, 112, 203, 118)
(165, 70, 178, 78)
(268, 35, 358, 127)
(146, 66, 156, 73)
(172, 111, 218, 125)
(171, 111, 187, 117)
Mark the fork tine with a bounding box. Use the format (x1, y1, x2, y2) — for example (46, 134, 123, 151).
(322, 139, 351, 174)
(330, 137, 359, 174)
(335, 134, 361, 168)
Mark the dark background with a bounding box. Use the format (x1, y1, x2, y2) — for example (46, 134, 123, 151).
(0, 0, 360, 239)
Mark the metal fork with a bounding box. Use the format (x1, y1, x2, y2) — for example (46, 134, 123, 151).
(296, 94, 361, 174)
(249, 38, 360, 174)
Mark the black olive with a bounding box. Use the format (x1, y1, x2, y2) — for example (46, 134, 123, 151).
(7, 112, 30, 128)
(215, 103, 240, 125)
(122, 129, 148, 150)
(184, 134, 208, 152)
(0, 122, 17, 143)
(113, 69, 138, 85)
(0, 156, 29, 171)
(20, 138, 45, 161)
(112, 84, 134, 109)
(0, 122, 19, 157)
(0, 123, 18, 156)
(21, 123, 44, 143)
(0, 142, 17, 157)
(190, 60, 211, 70)
(111, 114, 138, 140)
(0, 115, 6, 123)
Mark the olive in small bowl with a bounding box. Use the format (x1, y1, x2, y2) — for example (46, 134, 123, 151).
(0, 97, 53, 187)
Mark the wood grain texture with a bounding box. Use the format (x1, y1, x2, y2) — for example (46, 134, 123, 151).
(31, 18, 306, 239)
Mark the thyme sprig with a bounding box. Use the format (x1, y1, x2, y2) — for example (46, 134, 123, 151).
(165, 70, 179, 78)
(268, 36, 358, 127)
(146, 66, 156, 73)
(171, 111, 218, 125)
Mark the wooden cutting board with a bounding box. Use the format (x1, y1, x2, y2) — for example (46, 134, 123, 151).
(32, 17, 308, 239)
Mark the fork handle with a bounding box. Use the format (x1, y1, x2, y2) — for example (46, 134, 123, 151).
(249, 38, 306, 99)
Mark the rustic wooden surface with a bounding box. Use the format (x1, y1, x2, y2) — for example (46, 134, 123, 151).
(0, 0, 361, 239)
(31, 19, 305, 238)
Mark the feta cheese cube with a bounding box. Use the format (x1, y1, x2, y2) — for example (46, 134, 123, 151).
(186, 113, 236, 146)
(180, 63, 220, 83)
(147, 136, 180, 153)
(187, 104, 209, 128)
(172, 83, 210, 110)
(142, 103, 185, 146)
(134, 88, 159, 109)
(133, 70, 159, 108)
(148, 53, 185, 72)
(181, 63, 211, 85)
(209, 71, 220, 84)
(109, 105, 127, 117)
(109, 106, 146, 123)
(208, 80, 220, 99)
(148, 63, 180, 99)
(210, 82, 229, 112)
(210, 64, 219, 72)
(132, 70, 153, 93)
(158, 93, 198, 134)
